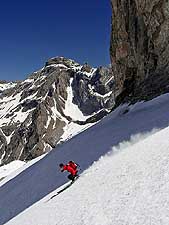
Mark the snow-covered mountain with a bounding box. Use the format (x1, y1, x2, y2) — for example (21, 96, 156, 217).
(0, 57, 114, 165)
(1, 93, 169, 224)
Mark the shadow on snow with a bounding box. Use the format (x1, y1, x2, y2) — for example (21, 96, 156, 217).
(0, 95, 169, 224)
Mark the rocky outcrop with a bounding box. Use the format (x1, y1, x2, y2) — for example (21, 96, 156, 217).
(0, 81, 17, 93)
(110, 0, 169, 104)
(0, 57, 114, 165)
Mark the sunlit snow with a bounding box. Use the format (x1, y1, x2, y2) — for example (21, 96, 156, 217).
(0, 161, 25, 181)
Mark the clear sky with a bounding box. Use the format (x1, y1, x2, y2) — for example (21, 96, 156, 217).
(0, 0, 112, 81)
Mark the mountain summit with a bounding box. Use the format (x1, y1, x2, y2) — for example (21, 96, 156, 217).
(0, 57, 114, 165)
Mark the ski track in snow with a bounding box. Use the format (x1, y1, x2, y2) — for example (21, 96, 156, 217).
(1, 94, 169, 224)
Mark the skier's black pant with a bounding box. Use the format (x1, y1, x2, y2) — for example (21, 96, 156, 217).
(68, 174, 76, 181)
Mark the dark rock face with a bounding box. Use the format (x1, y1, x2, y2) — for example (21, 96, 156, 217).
(0, 57, 114, 165)
(110, 0, 169, 104)
(72, 66, 115, 115)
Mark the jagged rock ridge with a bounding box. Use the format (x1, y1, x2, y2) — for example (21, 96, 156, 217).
(0, 57, 114, 165)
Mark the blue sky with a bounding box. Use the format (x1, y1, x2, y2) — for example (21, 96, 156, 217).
(0, 1, 111, 81)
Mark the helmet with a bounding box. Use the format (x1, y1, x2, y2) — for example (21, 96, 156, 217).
(59, 163, 64, 167)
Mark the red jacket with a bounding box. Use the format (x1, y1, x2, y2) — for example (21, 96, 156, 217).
(68, 161, 77, 170)
(62, 165, 77, 176)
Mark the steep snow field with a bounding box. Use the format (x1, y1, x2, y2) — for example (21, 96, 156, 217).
(64, 78, 90, 121)
(6, 127, 169, 225)
(1, 94, 169, 224)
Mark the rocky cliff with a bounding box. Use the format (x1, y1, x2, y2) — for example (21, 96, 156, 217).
(0, 57, 114, 165)
(110, 0, 169, 104)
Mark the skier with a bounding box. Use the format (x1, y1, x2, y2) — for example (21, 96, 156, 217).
(59, 161, 79, 181)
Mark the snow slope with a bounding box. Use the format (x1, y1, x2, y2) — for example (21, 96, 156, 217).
(6, 127, 169, 225)
(0, 161, 25, 180)
(64, 78, 90, 121)
(1, 93, 169, 224)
